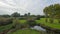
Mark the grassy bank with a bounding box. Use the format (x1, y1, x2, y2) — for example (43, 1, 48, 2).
(0, 24, 13, 32)
(18, 18, 60, 29)
(36, 18, 60, 29)
(8, 29, 44, 34)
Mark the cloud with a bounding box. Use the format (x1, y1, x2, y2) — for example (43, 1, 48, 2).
(0, 0, 60, 15)
(0, 2, 11, 7)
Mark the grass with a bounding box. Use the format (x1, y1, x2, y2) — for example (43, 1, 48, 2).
(7, 19, 46, 34)
(36, 18, 60, 29)
(0, 24, 13, 32)
(19, 20, 27, 24)
(18, 18, 60, 29)
(8, 29, 42, 34)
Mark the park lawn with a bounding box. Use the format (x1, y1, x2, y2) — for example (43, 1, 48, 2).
(36, 18, 60, 29)
(8, 29, 41, 34)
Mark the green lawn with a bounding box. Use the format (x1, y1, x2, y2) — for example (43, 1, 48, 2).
(8, 29, 42, 34)
(36, 18, 60, 29)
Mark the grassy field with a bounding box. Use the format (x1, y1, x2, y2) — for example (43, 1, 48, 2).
(36, 18, 60, 29)
(8, 29, 44, 34)
(18, 18, 60, 29)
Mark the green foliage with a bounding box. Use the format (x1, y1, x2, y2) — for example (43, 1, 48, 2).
(44, 4, 60, 23)
(0, 15, 10, 18)
(26, 19, 37, 27)
(28, 12, 30, 16)
(8, 29, 41, 34)
(12, 18, 21, 29)
(0, 17, 12, 26)
(36, 15, 40, 20)
(44, 4, 60, 18)
(24, 13, 28, 17)
(36, 18, 60, 29)
(11, 12, 20, 17)
(12, 19, 28, 29)
(0, 24, 13, 32)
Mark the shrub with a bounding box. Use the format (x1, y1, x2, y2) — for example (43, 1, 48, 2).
(0, 18, 13, 26)
(26, 18, 37, 27)
(36, 15, 40, 20)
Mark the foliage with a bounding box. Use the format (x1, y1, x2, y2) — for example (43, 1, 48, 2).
(0, 15, 10, 18)
(12, 18, 21, 29)
(0, 24, 13, 32)
(27, 12, 30, 16)
(8, 29, 41, 34)
(26, 19, 37, 27)
(36, 15, 40, 20)
(0, 18, 13, 26)
(12, 18, 28, 29)
(24, 13, 28, 17)
(40, 15, 45, 18)
(43, 4, 60, 23)
(36, 18, 60, 29)
(11, 12, 20, 17)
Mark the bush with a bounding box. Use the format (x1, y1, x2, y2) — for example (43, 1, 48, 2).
(26, 18, 37, 27)
(36, 15, 40, 20)
(12, 19, 28, 29)
(19, 17, 26, 20)
(0, 18, 13, 26)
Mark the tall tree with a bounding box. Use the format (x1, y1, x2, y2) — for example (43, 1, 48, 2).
(28, 12, 30, 16)
(24, 13, 27, 17)
(11, 12, 20, 17)
(54, 4, 60, 23)
(43, 4, 60, 23)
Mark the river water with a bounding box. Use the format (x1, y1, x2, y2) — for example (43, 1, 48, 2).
(31, 26, 46, 31)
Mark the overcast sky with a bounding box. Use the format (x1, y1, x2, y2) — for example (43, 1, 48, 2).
(0, 0, 60, 15)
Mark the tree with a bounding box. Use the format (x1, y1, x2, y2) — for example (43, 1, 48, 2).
(36, 15, 40, 20)
(43, 4, 60, 23)
(24, 13, 27, 17)
(11, 12, 20, 17)
(0, 14, 10, 18)
(28, 12, 30, 16)
(0, 18, 12, 26)
(26, 19, 36, 27)
(54, 4, 60, 23)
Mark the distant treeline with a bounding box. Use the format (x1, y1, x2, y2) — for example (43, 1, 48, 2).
(0, 12, 45, 18)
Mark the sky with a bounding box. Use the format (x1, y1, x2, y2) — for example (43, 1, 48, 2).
(0, 0, 60, 15)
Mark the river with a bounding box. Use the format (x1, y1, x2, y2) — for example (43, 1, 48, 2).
(31, 26, 46, 31)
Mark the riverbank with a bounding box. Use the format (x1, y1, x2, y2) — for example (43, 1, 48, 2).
(7, 28, 46, 34)
(36, 18, 60, 34)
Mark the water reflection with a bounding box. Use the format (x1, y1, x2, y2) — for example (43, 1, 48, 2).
(31, 26, 46, 31)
